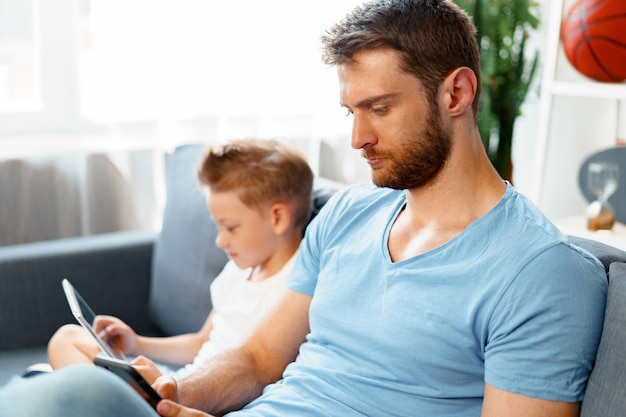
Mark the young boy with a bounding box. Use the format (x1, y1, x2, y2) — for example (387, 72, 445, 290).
(46, 138, 314, 383)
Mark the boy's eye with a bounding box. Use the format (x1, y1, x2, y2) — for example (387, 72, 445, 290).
(218, 224, 238, 234)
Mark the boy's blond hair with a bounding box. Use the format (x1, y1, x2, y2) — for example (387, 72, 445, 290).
(198, 138, 314, 229)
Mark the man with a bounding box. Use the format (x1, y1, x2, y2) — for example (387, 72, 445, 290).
(0, 1, 607, 416)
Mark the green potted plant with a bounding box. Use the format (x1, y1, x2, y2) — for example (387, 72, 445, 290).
(454, 0, 541, 181)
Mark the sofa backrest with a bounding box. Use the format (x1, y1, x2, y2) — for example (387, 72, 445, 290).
(148, 143, 343, 336)
(149, 144, 229, 336)
(580, 262, 626, 417)
(570, 236, 626, 416)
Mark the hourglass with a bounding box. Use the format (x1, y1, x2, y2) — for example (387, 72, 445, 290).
(586, 162, 620, 231)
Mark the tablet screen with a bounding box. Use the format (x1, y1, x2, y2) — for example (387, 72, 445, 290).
(62, 279, 126, 360)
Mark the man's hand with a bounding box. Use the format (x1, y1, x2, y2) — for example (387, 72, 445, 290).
(131, 355, 163, 385)
(156, 400, 216, 417)
(153, 376, 215, 417)
(153, 375, 179, 403)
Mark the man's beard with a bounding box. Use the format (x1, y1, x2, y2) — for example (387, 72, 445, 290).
(365, 104, 451, 190)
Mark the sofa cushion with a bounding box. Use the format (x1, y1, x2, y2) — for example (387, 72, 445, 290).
(569, 236, 626, 271)
(580, 262, 626, 417)
(149, 144, 229, 336)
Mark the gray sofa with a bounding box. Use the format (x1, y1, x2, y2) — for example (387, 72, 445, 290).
(0, 144, 340, 384)
(1, 144, 625, 416)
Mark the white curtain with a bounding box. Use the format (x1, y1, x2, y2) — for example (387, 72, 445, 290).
(79, 1, 364, 146)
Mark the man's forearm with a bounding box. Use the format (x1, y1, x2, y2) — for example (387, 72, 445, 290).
(177, 347, 275, 416)
(176, 290, 311, 415)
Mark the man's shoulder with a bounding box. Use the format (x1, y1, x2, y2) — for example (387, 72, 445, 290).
(309, 183, 402, 234)
(474, 186, 605, 279)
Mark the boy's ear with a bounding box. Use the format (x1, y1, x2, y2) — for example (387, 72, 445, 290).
(441, 66, 477, 117)
(269, 202, 293, 235)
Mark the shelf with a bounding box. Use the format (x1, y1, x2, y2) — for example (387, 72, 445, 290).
(553, 216, 626, 251)
(530, 0, 625, 208)
(548, 81, 626, 100)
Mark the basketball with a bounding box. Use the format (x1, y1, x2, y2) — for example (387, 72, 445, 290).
(560, 0, 626, 82)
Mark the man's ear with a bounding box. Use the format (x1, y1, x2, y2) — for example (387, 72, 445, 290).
(269, 202, 293, 235)
(441, 67, 477, 117)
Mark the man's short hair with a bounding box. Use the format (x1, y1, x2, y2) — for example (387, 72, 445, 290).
(321, 0, 482, 119)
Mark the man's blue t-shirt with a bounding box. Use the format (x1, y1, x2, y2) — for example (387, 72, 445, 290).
(234, 183, 607, 417)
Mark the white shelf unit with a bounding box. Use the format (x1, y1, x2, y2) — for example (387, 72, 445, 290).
(530, 0, 626, 209)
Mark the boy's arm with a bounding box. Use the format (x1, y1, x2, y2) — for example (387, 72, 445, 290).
(481, 384, 580, 417)
(173, 288, 312, 415)
(133, 311, 215, 366)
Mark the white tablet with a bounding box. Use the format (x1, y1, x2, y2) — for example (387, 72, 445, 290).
(61, 278, 126, 360)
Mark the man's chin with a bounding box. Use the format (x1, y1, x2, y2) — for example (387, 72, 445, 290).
(368, 165, 410, 190)
(371, 174, 405, 190)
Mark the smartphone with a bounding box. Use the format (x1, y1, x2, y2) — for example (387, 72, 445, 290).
(93, 354, 162, 409)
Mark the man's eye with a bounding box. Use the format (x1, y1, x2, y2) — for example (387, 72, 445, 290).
(373, 107, 388, 115)
(345, 109, 354, 117)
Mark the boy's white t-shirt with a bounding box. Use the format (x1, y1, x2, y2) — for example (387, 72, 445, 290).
(171, 253, 296, 378)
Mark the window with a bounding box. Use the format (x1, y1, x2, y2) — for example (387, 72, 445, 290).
(0, 0, 39, 112)
(1, 0, 363, 144)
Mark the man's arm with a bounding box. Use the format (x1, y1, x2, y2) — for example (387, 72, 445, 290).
(169, 288, 312, 415)
(481, 383, 580, 417)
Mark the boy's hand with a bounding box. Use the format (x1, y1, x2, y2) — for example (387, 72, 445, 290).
(93, 315, 138, 355)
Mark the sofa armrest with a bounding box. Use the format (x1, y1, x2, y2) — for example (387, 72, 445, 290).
(0, 230, 157, 350)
